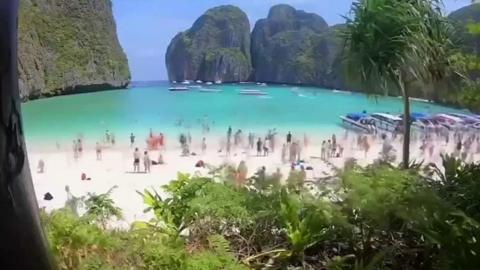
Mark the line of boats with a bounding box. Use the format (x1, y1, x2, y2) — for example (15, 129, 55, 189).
(172, 80, 223, 85)
(168, 86, 269, 96)
(171, 80, 268, 86)
(341, 112, 480, 133)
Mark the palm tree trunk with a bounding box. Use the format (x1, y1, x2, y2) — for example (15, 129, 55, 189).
(402, 91, 411, 169)
(0, 1, 55, 269)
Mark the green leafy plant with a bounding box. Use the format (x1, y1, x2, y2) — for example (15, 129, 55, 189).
(84, 186, 122, 229)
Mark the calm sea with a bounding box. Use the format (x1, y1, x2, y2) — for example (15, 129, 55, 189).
(21, 82, 463, 148)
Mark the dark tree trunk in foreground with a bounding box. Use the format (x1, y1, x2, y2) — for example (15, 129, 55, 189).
(0, 1, 54, 269)
(402, 92, 411, 169)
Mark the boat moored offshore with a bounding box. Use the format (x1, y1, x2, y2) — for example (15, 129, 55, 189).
(199, 88, 223, 93)
(168, 86, 189, 91)
(239, 89, 267, 96)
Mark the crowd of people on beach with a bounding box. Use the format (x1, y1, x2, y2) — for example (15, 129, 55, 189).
(44, 117, 479, 183)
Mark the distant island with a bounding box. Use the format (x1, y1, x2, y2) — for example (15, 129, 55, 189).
(19, 0, 130, 101)
(166, 3, 480, 101)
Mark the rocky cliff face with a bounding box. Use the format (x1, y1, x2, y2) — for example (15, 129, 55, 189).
(449, 4, 480, 55)
(449, 3, 480, 81)
(166, 5, 251, 82)
(19, 0, 130, 100)
(251, 5, 334, 85)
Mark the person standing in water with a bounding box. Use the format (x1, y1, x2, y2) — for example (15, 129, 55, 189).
(133, 148, 141, 173)
(143, 151, 151, 173)
(130, 133, 135, 147)
(95, 142, 102, 161)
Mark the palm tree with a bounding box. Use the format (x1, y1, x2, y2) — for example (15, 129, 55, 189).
(342, 0, 455, 168)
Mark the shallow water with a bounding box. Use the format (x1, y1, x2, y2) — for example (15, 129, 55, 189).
(21, 82, 463, 147)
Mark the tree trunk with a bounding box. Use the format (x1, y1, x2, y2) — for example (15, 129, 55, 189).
(0, 1, 55, 269)
(402, 90, 411, 169)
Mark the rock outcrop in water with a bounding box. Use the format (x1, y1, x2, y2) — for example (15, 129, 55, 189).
(165, 3, 480, 94)
(19, 0, 131, 100)
(165, 5, 252, 83)
(251, 5, 333, 85)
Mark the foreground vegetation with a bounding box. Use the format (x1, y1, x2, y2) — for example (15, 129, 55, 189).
(41, 156, 480, 269)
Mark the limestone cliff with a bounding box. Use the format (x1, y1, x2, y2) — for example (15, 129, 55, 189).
(19, 0, 130, 100)
(166, 5, 251, 82)
(251, 5, 332, 85)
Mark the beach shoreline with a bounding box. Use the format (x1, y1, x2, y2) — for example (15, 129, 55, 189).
(29, 128, 480, 228)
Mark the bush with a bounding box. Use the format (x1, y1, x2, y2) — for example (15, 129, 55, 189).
(42, 159, 480, 269)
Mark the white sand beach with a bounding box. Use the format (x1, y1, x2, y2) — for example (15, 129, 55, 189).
(29, 130, 480, 227)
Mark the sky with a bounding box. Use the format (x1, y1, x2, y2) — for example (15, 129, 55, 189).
(113, 0, 472, 82)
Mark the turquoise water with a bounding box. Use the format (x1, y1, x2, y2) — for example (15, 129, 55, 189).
(21, 82, 464, 145)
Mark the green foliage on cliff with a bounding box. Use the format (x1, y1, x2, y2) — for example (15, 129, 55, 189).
(19, 0, 130, 99)
(447, 4, 480, 111)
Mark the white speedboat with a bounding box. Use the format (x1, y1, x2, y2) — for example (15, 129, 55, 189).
(340, 113, 375, 133)
(447, 113, 479, 125)
(181, 80, 191, 85)
(412, 118, 434, 131)
(431, 114, 464, 130)
(195, 80, 203, 84)
(199, 88, 223, 93)
(168, 86, 189, 91)
(371, 113, 402, 132)
(239, 89, 267, 96)
(215, 80, 222, 84)
(206, 82, 213, 85)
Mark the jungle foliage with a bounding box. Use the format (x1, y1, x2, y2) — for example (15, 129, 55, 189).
(41, 157, 480, 270)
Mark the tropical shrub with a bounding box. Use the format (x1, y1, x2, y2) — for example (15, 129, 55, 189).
(42, 158, 480, 270)
(84, 186, 122, 229)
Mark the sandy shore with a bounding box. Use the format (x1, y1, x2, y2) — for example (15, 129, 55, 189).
(29, 131, 479, 227)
